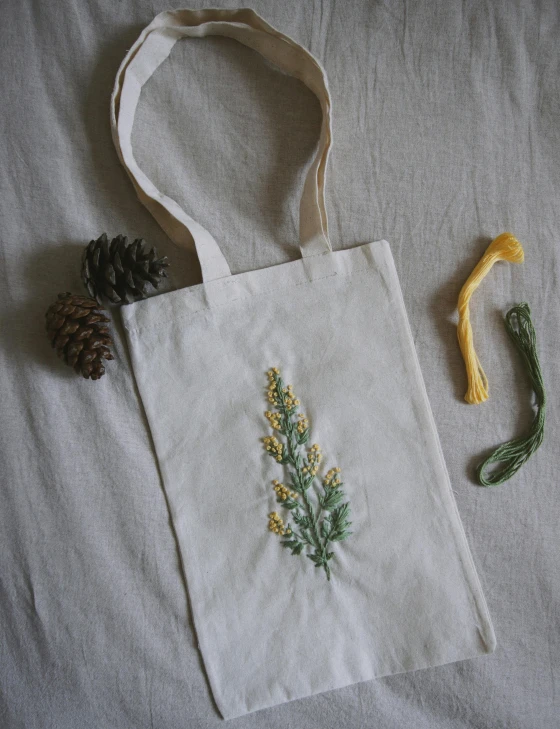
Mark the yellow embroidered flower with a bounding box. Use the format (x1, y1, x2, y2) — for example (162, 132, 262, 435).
(266, 370, 281, 405)
(267, 511, 286, 535)
(265, 369, 299, 411)
(263, 435, 283, 461)
(273, 481, 298, 501)
(297, 413, 309, 434)
(265, 410, 282, 430)
(304, 444, 322, 477)
(323, 466, 342, 488)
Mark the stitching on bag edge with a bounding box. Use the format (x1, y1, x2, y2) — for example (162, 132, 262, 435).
(127, 264, 379, 337)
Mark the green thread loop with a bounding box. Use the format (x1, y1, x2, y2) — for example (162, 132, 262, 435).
(477, 303, 546, 487)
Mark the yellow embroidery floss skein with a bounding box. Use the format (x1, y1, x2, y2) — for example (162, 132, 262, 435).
(457, 232, 524, 404)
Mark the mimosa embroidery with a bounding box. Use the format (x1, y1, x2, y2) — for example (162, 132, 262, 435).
(262, 368, 352, 580)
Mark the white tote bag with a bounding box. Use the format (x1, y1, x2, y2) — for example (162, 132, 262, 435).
(111, 8, 496, 719)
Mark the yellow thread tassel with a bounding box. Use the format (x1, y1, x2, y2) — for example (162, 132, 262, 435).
(457, 232, 524, 404)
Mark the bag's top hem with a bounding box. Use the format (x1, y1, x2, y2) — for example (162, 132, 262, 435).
(121, 239, 390, 336)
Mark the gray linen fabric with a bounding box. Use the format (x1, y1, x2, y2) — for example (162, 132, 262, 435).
(0, 1, 558, 727)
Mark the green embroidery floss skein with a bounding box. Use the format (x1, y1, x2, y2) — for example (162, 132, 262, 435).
(477, 303, 546, 487)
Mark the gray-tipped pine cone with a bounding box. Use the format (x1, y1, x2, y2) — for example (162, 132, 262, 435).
(45, 293, 114, 380)
(82, 233, 169, 304)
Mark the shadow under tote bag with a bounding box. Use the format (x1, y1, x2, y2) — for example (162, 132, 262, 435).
(111, 8, 496, 720)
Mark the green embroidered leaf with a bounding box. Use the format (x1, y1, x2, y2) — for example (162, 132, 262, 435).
(281, 539, 306, 555)
(305, 529, 321, 549)
(326, 552, 335, 560)
(331, 530, 352, 542)
(330, 523, 352, 538)
(321, 519, 331, 539)
(335, 518, 352, 532)
(297, 429, 310, 445)
(330, 503, 351, 532)
(279, 499, 298, 510)
(332, 503, 350, 524)
(290, 472, 304, 491)
(307, 553, 323, 565)
(293, 513, 311, 528)
(320, 489, 344, 511)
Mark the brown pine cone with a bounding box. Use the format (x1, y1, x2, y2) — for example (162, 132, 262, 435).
(45, 293, 114, 380)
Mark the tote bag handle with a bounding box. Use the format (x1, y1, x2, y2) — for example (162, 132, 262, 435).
(111, 8, 333, 283)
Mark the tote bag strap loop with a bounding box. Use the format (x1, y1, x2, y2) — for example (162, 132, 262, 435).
(111, 8, 333, 283)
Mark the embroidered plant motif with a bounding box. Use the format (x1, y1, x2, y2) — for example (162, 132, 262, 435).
(262, 367, 352, 581)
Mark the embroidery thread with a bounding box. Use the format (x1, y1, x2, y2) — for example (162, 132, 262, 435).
(262, 368, 352, 580)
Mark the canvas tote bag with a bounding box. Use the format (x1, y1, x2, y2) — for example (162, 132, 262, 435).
(111, 8, 496, 719)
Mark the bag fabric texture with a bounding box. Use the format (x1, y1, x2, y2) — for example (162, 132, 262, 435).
(111, 8, 496, 719)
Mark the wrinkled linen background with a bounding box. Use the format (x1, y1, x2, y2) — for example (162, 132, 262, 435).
(1, 1, 558, 727)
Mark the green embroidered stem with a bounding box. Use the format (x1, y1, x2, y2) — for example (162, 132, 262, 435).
(477, 303, 546, 487)
(263, 368, 352, 580)
(282, 406, 324, 553)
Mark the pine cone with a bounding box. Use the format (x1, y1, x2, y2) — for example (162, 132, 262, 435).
(45, 293, 114, 380)
(82, 233, 169, 304)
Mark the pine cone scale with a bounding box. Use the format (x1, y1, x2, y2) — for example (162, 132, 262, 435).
(47, 315, 64, 330)
(76, 327, 93, 341)
(59, 321, 80, 336)
(113, 252, 124, 274)
(104, 264, 117, 285)
(54, 334, 69, 349)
